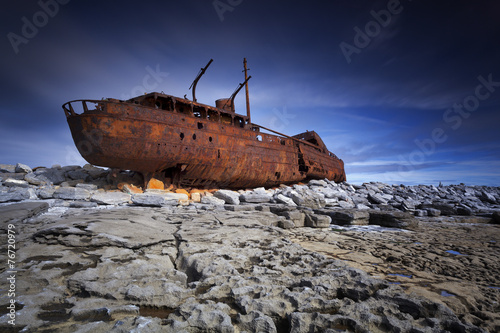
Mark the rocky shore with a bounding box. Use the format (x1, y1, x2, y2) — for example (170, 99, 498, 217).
(1, 163, 499, 332)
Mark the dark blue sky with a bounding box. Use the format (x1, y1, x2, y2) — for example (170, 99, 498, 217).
(1, 0, 499, 185)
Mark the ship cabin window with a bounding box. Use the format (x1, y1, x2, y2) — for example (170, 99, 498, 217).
(193, 106, 206, 119)
(307, 138, 318, 145)
(256, 135, 262, 142)
(221, 113, 232, 125)
(234, 116, 245, 128)
(154, 97, 175, 111)
(177, 104, 193, 116)
(207, 110, 220, 122)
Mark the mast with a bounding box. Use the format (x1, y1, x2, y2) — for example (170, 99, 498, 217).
(243, 58, 251, 122)
(189, 59, 213, 102)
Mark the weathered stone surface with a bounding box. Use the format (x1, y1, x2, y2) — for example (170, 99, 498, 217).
(214, 189, 240, 205)
(318, 209, 370, 225)
(37, 186, 55, 199)
(0, 164, 16, 173)
(15, 162, 32, 173)
(33, 167, 66, 185)
(0, 201, 49, 223)
(274, 193, 297, 206)
(3, 177, 30, 187)
(0, 206, 489, 332)
(24, 172, 46, 185)
(131, 193, 178, 206)
(240, 189, 272, 203)
(91, 191, 131, 205)
(76, 183, 98, 191)
(492, 211, 500, 224)
(53, 187, 91, 200)
(304, 212, 331, 228)
(201, 194, 226, 205)
(369, 211, 418, 229)
(291, 188, 326, 209)
(0, 187, 37, 202)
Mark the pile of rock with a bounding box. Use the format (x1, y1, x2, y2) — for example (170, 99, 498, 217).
(1, 163, 499, 229)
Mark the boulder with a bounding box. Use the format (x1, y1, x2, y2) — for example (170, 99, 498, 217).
(0, 188, 37, 202)
(369, 211, 418, 229)
(277, 209, 305, 227)
(291, 189, 326, 209)
(201, 195, 226, 206)
(426, 208, 441, 217)
(492, 211, 500, 224)
(3, 178, 30, 188)
(368, 192, 388, 205)
(0, 164, 16, 173)
(240, 190, 272, 203)
(318, 209, 370, 226)
(214, 190, 240, 205)
(33, 168, 66, 185)
(15, 163, 32, 173)
(91, 192, 131, 205)
(53, 187, 91, 200)
(131, 193, 178, 207)
(304, 212, 331, 228)
(274, 193, 297, 206)
(480, 191, 497, 204)
(24, 172, 46, 185)
(76, 183, 98, 191)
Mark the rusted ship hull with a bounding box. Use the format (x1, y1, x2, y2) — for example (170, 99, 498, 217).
(63, 94, 345, 189)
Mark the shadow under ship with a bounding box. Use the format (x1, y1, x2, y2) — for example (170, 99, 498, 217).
(63, 59, 346, 189)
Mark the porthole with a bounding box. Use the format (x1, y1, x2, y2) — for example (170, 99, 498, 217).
(192, 134, 197, 140)
(180, 133, 184, 140)
(209, 136, 213, 142)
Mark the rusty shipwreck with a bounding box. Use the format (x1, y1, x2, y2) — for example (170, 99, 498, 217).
(63, 59, 346, 189)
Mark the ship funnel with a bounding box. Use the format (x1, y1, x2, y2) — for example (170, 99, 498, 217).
(215, 98, 233, 112)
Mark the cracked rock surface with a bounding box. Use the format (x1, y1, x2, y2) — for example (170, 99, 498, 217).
(0, 205, 488, 332)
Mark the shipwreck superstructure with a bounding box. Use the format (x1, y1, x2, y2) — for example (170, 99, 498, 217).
(63, 59, 346, 189)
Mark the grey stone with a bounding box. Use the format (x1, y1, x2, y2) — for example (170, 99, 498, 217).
(33, 168, 66, 185)
(480, 191, 497, 204)
(274, 193, 297, 206)
(278, 219, 296, 229)
(304, 212, 331, 228)
(53, 187, 91, 200)
(214, 190, 240, 205)
(201, 195, 226, 205)
(224, 205, 255, 211)
(83, 164, 109, 179)
(369, 211, 418, 229)
(132, 193, 178, 206)
(319, 209, 370, 226)
(0, 201, 49, 223)
(0, 164, 16, 173)
(426, 208, 441, 217)
(76, 183, 98, 191)
(291, 189, 326, 209)
(70, 201, 99, 208)
(67, 169, 91, 181)
(0, 188, 37, 203)
(308, 179, 328, 187)
(240, 191, 272, 203)
(279, 210, 306, 227)
(368, 192, 388, 205)
(24, 172, 46, 185)
(15, 163, 32, 173)
(91, 191, 131, 205)
(37, 186, 56, 199)
(492, 211, 500, 224)
(3, 178, 30, 188)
